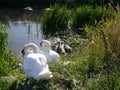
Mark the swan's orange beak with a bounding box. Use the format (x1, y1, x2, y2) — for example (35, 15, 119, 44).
(21, 49, 25, 57)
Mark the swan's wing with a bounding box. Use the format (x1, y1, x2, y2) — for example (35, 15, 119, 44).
(25, 70, 40, 79)
(40, 50, 51, 62)
(38, 53, 48, 64)
(24, 54, 43, 70)
(49, 50, 60, 62)
(24, 53, 46, 79)
(37, 53, 53, 80)
(38, 70, 53, 80)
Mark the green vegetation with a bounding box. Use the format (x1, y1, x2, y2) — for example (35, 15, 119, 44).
(41, 5, 115, 36)
(0, 23, 24, 90)
(0, 4, 120, 90)
(72, 6, 115, 28)
(42, 4, 71, 36)
(0, 23, 8, 55)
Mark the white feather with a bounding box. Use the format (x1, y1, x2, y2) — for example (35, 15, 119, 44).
(40, 40, 60, 63)
(23, 43, 53, 80)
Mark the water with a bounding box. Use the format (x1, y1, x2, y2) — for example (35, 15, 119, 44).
(7, 20, 44, 55)
(0, 8, 46, 55)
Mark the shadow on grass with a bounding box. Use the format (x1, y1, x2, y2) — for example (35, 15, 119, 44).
(16, 79, 50, 90)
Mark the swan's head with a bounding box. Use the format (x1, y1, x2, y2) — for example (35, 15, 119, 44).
(40, 40, 51, 50)
(21, 43, 40, 57)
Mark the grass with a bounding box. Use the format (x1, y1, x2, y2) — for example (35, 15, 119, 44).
(41, 4, 71, 36)
(41, 4, 116, 36)
(0, 7, 120, 90)
(0, 23, 8, 55)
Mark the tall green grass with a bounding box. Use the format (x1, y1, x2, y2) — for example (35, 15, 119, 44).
(41, 5, 116, 36)
(41, 4, 71, 36)
(0, 23, 8, 55)
(0, 23, 24, 90)
(72, 6, 115, 33)
(82, 15, 120, 89)
(0, 23, 17, 76)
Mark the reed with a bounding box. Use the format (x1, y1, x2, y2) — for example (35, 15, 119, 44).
(71, 6, 115, 33)
(41, 5, 115, 36)
(81, 14, 120, 89)
(41, 4, 71, 36)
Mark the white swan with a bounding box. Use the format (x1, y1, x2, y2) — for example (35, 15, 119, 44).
(21, 43, 53, 80)
(40, 40, 60, 63)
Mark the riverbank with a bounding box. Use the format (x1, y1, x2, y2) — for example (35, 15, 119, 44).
(0, 5, 120, 89)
